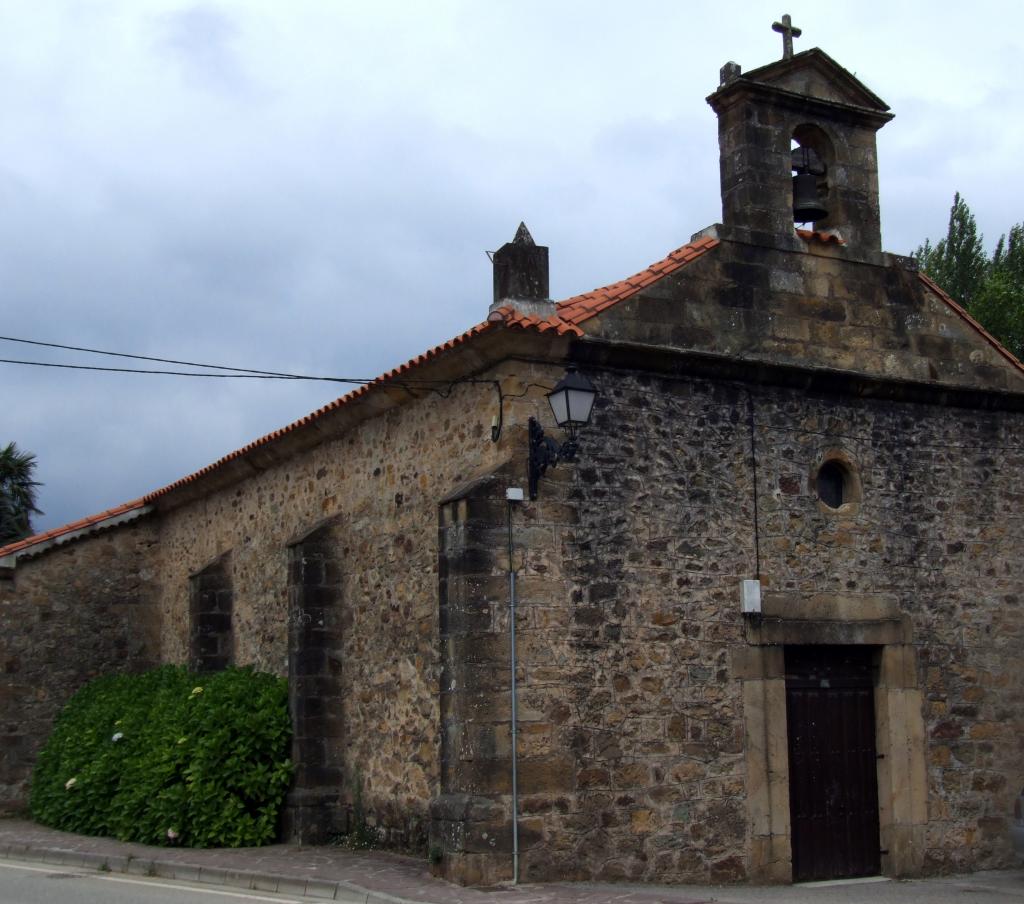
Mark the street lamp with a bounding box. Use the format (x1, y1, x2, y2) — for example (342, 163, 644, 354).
(528, 366, 598, 500)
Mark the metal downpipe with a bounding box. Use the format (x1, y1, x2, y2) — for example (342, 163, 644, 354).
(507, 497, 520, 884)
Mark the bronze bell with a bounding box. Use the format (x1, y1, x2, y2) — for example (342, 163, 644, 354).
(791, 145, 828, 224)
(792, 172, 828, 223)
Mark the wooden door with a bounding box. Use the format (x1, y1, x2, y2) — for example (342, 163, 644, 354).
(785, 646, 881, 882)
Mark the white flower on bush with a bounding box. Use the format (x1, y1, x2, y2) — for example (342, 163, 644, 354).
(166, 828, 179, 841)
(189, 686, 203, 698)
(111, 732, 124, 743)
(177, 736, 188, 745)
(64, 777, 77, 790)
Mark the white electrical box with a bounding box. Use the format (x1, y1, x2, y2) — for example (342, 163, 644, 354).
(741, 579, 762, 615)
(506, 487, 525, 502)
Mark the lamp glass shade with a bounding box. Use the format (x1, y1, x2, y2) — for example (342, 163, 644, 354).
(547, 367, 597, 427)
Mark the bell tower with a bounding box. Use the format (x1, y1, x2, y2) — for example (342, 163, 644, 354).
(707, 27, 893, 254)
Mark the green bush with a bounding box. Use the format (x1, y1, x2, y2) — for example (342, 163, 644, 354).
(31, 666, 292, 847)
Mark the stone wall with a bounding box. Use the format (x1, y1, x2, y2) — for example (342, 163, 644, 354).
(1, 278, 1020, 883)
(427, 355, 1023, 884)
(530, 366, 1022, 881)
(146, 365, 552, 849)
(0, 519, 160, 813)
(0, 356, 562, 845)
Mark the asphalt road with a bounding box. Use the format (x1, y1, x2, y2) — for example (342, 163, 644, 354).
(2, 856, 1024, 904)
(0, 859, 316, 904)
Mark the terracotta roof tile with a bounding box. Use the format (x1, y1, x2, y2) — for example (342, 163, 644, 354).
(555, 236, 719, 325)
(796, 228, 845, 245)
(0, 497, 149, 559)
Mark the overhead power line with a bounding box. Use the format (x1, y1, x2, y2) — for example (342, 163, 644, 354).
(1, 333, 300, 374)
(0, 334, 468, 386)
(0, 334, 367, 382)
(0, 358, 356, 380)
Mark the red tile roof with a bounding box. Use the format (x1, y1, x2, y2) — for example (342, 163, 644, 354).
(917, 273, 1024, 377)
(556, 236, 719, 323)
(0, 498, 148, 559)
(2, 236, 719, 559)
(487, 306, 584, 337)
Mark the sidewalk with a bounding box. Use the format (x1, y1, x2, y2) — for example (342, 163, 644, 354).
(0, 817, 710, 903)
(1, 817, 1022, 904)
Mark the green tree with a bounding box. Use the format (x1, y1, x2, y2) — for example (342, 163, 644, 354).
(915, 192, 988, 308)
(972, 243, 1024, 361)
(916, 195, 1024, 362)
(0, 442, 42, 544)
(991, 222, 1024, 283)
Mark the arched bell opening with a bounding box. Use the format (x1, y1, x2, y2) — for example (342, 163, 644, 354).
(790, 124, 835, 227)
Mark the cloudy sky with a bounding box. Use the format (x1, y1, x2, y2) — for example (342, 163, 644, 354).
(3, 1, 1023, 533)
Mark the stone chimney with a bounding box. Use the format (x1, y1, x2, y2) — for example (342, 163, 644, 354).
(488, 223, 554, 318)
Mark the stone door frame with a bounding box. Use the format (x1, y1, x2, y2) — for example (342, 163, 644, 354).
(735, 594, 928, 883)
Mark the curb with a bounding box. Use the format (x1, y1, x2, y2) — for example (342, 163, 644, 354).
(0, 842, 423, 903)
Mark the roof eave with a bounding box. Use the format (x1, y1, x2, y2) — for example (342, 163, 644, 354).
(0, 503, 153, 566)
(147, 323, 574, 513)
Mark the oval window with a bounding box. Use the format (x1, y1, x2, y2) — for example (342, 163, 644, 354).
(816, 460, 847, 509)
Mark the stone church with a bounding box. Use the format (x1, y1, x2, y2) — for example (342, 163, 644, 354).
(2, 33, 1022, 888)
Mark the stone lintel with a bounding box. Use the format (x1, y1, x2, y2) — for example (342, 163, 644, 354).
(761, 592, 898, 621)
(745, 615, 910, 646)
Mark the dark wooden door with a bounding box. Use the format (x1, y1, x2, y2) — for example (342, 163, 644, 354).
(785, 646, 881, 882)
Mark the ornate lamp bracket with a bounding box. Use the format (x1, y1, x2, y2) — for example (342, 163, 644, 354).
(528, 417, 579, 501)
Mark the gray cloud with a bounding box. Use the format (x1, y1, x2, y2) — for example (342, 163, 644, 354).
(2, 1, 1022, 531)
(155, 4, 248, 90)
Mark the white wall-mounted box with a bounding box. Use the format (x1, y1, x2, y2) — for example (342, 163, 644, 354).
(741, 579, 762, 615)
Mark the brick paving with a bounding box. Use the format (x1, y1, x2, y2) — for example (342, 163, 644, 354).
(0, 818, 710, 903)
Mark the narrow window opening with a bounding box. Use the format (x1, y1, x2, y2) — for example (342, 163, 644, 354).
(189, 553, 233, 672)
(285, 521, 345, 844)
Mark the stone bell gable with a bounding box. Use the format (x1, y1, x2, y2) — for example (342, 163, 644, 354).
(709, 48, 892, 254)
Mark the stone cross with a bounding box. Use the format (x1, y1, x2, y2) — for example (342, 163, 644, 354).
(772, 14, 802, 59)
